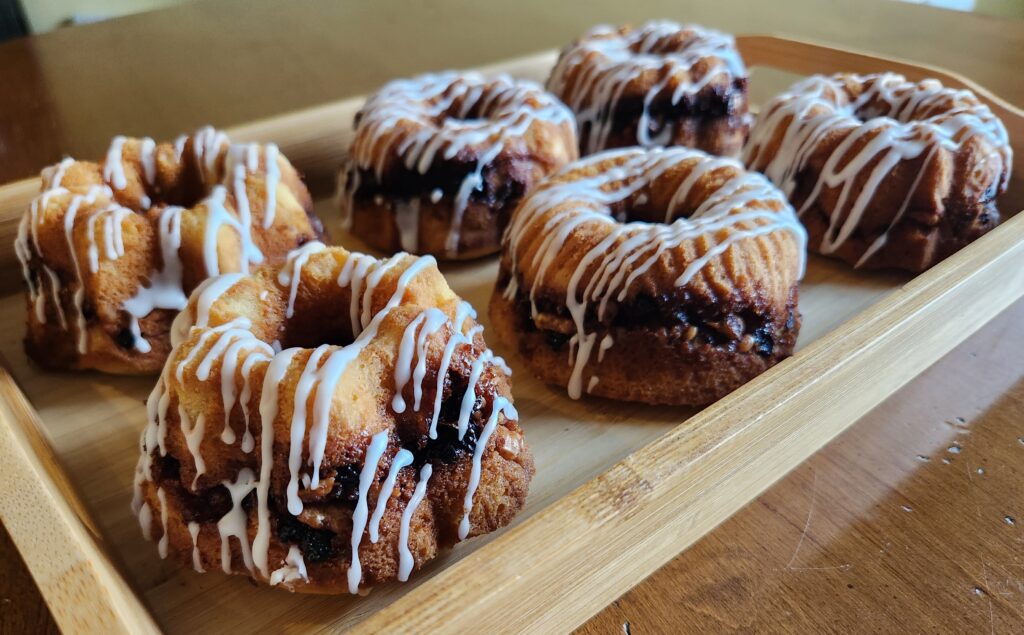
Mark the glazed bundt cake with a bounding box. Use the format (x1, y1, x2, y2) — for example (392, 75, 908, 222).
(744, 73, 1013, 272)
(547, 21, 750, 157)
(15, 127, 323, 374)
(133, 244, 534, 592)
(338, 72, 578, 260)
(490, 147, 806, 406)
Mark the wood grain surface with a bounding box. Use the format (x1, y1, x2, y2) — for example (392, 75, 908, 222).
(0, 1, 1022, 633)
(581, 297, 1024, 633)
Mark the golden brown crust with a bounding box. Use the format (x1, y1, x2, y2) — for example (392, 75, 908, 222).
(338, 72, 578, 260)
(134, 245, 534, 593)
(547, 21, 750, 156)
(491, 147, 804, 405)
(744, 73, 1012, 272)
(18, 128, 322, 374)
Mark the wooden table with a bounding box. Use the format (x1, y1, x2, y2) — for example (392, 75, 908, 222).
(0, 1, 1021, 632)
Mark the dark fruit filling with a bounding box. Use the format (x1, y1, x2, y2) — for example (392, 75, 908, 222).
(347, 152, 533, 214)
(507, 278, 794, 358)
(606, 78, 747, 131)
(276, 514, 337, 563)
(328, 464, 361, 503)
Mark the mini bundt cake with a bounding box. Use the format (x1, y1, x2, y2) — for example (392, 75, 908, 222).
(15, 127, 323, 374)
(338, 72, 578, 260)
(133, 244, 534, 593)
(547, 21, 750, 157)
(744, 73, 1013, 272)
(490, 147, 806, 406)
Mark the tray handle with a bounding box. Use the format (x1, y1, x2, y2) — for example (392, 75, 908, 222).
(0, 356, 159, 634)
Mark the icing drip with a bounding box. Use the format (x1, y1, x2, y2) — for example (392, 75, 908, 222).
(123, 205, 189, 347)
(138, 503, 153, 540)
(218, 337, 273, 445)
(398, 463, 432, 581)
(103, 136, 129, 191)
(179, 407, 206, 489)
(140, 137, 157, 186)
(502, 147, 806, 399)
(348, 72, 574, 257)
(194, 126, 228, 185)
(156, 487, 169, 558)
(429, 302, 478, 439)
(277, 241, 327, 319)
(188, 522, 205, 572)
(305, 256, 436, 493)
(285, 344, 331, 515)
(548, 21, 746, 153)
(59, 187, 107, 352)
(394, 199, 420, 253)
(368, 448, 414, 543)
(200, 185, 264, 276)
(133, 246, 516, 589)
(743, 73, 1012, 266)
(43, 157, 74, 189)
(24, 126, 288, 367)
(85, 204, 132, 272)
(392, 307, 449, 413)
(253, 348, 301, 577)
(459, 397, 517, 540)
(218, 467, 256, 574)
(269, 545, 308, 586)
(347, 430, 390, 594)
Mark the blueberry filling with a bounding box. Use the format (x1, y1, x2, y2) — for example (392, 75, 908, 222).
(276, 514, 336, 563)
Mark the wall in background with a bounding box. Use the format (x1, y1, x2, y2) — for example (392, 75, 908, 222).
(21, 0, 191, 33)
(16, 0, 1024, 35)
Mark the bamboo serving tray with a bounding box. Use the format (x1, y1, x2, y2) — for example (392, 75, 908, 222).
(0, 35, 1022, 634)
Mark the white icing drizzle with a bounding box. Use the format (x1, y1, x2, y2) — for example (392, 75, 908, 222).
(743, 73, 1013, 267)
(348, 72, 573, 257)
(138, 503, 153, 540)
(392, 307, 449, 413)
(156, 487, 169, 559)
(123, 205, 189, 352)
(269, 545, 308, 586)
(277, 241, 327, 319)
(200, 185, 264, 276)
(394, 199, 420, 252)
(459, 397, 518, 540)
(188, 522, 205, 572)
(43, 157, 74, 189)
(398, 463, 432, 581)
(179, 407, 206, 489)
(22, 126, 290, 366)
(218, 467, 256, 574)
(347, 430, 390, 594)
(103, 136, 129, 191)
(429, 302, 479, 439)
(253, 348, 301, 577)
(133, 246, 519, 590)
(140, 137, 157, 186)
(548, 21, 746, 153)
(368, 448, 414, 543)
(193, 126, 228, 185)
(285, 344, 331, 515)
(502, 147, 806, 399)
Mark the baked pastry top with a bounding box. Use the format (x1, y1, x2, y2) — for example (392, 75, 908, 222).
(134, 244, 534, 592)
(744, 73, 1012, 271)
(16, 127, 322, 373)
(491, 147, 805, 405)
(547, 21, 750, 156)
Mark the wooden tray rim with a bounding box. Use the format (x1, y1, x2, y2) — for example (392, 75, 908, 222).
(0, 33, 1021, 634)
